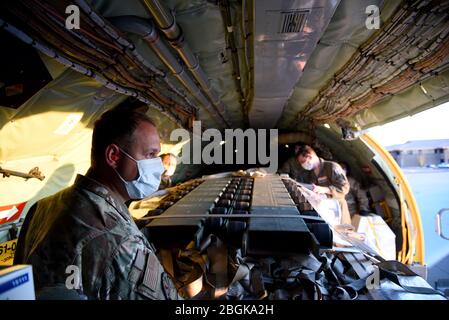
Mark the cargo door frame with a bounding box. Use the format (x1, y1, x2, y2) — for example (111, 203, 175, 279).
(360, 133, 425, 266)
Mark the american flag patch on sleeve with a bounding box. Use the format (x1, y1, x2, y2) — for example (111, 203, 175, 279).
(142, 252, 160, 292)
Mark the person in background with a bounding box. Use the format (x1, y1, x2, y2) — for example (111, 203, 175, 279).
(289, 145, 351, 225)
(159, 153, 177, 189)
(339, 162, 371, 217)
(278, 143, 306, 182)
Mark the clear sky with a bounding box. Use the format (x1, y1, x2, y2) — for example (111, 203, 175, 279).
(368, 101, 449, 147)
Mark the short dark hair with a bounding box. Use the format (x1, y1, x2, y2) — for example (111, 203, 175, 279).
(295, 144, 315, 157)
(91, 108, 155, 166)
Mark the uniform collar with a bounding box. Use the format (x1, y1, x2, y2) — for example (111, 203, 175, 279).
(317, 157, 325, 171)
(73, 174, 132, 222)
(312, 158, 325, 179)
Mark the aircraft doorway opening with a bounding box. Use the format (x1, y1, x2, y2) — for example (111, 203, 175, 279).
(369, 101, 449, 291)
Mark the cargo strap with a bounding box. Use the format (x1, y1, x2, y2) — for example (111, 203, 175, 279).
(336, 260, 446, 298)
(159, 247, 209, 298)
(206, 237, 229, 298)
(377, 261, 445, 296)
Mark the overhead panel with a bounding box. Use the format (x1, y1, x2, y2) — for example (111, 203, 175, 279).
(249, 0, 340, 128)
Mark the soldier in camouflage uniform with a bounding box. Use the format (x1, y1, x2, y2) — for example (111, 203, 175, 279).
(279, 145, 351, 225)
(278, 153, 305, 182)
(14, 108, 180, 300)
(339, 162, 370, 217)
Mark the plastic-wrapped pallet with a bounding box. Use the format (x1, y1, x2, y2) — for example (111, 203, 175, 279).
(352, 214, 396, 260)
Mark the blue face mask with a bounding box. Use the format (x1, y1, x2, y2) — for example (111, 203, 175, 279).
(115, 148, 164, 199)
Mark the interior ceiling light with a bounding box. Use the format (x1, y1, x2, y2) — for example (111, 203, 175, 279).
(420, 83, 428, 95)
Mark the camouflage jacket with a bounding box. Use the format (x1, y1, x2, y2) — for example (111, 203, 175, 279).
(346, 176, 370, 216)
(279, 157, 351, 224)
(278, 156, 305, 182)
(14, 174, 180, 300)
(279, 157, 350, 199)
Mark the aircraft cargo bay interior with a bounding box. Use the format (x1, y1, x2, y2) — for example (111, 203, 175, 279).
(0, 0, 449, 303)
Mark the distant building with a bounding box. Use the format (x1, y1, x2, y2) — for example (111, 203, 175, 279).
(387, 139, 449, 167)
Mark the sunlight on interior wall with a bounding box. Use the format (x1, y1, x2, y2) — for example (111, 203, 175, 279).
(0, 109, 186, 223)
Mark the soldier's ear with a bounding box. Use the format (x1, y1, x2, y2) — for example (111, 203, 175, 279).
(105, 144, 121, 168)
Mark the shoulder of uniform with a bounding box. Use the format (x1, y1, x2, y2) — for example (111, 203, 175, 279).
(37, 185, 126, 233)
(320, 159, 335, 167)
(35, 184, 75, 205)
(326, 161, 346, 175)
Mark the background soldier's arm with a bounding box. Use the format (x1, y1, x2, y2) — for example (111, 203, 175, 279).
(328, 163, 350, 199)
(354, 180, 370, 212)
(278, 159, 291, 175)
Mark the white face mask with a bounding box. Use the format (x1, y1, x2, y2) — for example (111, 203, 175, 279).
(301, 160, 315, 171)
(301, 156, 319, 171)
(115, 148, 164, 199)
